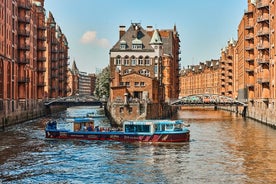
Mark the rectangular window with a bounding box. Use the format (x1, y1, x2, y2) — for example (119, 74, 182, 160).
(125, 82, 130, 87)
(120, 82, 124, 86)
(134, 82, 139, 86)
(124, 59, 129, 66)
(138, 59, 143, 65)
(140, 82, 145, 86)
(145, 59, 151, 66)
(131, 59, 136, 66)
(116, 58, 121, 65)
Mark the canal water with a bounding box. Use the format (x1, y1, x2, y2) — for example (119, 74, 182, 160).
(1, 106, 276, 184)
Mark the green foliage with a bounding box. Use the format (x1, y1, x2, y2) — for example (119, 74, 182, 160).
(94, 66, 110, 98)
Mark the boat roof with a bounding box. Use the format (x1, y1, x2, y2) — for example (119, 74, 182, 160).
(124, 120, 183, 125)
(69, 118, 94, 123)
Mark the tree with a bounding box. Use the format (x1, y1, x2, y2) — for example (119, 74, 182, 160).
(94, 66, 110, 99)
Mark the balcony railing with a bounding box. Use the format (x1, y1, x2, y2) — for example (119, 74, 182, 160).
(257, 16, 269, 23)
(257, 30, 269, 37)
(18, 30, 30, 37)
(245, 67, 254, 73)
(245, 46, 254, 51)
(37, 36, 46, 41)
(257, 58, 269, 65)
(37, 57, 46, 62)
(245, 25, 254, 30)
(18, 77, 30, 83)
(245, 35, 254, 40)
(37, 26, 46, 30)
(37, 46, 46, 51)
(245, 58, 254, 62)
(18, 45, 30, 51)
(18, 58, 30, 64)
(18, 17, 30, 24)
(18, 2, 31, 10)
(37, 82, 46, 87)
(257, 44, 269, 50)
(257, 2, 269, 9)
(37, 67, 46, 72)
(257, 77, 270, 84)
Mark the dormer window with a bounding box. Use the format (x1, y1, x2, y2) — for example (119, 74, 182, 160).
(132, 38, 142, 50)
(120, 40, 127, 50)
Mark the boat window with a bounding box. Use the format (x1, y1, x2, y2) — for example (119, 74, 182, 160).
(166, 124, 173, 130)
(125, 124, 150, 133)
(174, 123, 182, 131)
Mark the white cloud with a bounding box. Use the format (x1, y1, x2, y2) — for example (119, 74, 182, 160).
(80, 31, 110, 48)
(97, 38, 110, 48)
(80, 31, 97, 44)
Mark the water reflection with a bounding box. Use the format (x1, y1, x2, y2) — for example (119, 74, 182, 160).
(0, 107, 276, 183)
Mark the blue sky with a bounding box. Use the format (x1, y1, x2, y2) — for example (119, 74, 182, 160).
(44, 0, 247, 74)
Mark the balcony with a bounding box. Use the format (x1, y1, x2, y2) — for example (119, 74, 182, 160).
(37, 82, 46, 87)
(18, 17, 30, 24)
(18, 30, 30, 37)
(245, 58, 254, 63)
(257, 77, 270, 84)
(18, 44, 30, 51)
(257, 2, 269, 9)
(257, 16, 269, 23)
(244, 9, 253, 15)
(245, 25, 254, 30)
(37, 46, 46, 51)
(18, 58, 30, 64)
(257, 58, 269, 65)
(18, 2, 31, 10)
(37, 36, 46, 41)
(37, 67, 46, 72)
(37, 57, 46, 62)
(18, 77, 30, 83)
(245, 34, 254, 40)
(247, 83, 254, 88)
(51, 74, 59, 78)
(257, 30, 269, 37)
(37, 26, 46, 30)
(257, 44, 269, 50)
(245, 46, 254, 51)
(245, 67, 254, 73)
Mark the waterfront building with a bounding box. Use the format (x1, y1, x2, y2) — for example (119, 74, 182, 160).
(0, 0, 70, 126)
(67, 60, 95, 96)
(109, 23, 180, 124)
(179, 60, 220, 97)
(45, 11, 69, 98)
(180, 0, 276, 124)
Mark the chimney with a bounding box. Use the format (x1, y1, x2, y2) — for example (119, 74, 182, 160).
(147, 26, 153, 34)
(119, 26, 126, 39)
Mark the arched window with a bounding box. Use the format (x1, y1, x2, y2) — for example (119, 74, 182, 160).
(138, 56, 143, 65)
(124, 56, 129, 66)
(115, 56, 121, 65)
(145, 56, 151, 66)
(131, 56, 136, 66)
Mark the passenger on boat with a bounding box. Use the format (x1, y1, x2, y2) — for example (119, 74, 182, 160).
(87, 124, 93, 131)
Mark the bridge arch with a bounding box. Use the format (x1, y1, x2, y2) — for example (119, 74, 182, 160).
(44, 94, 104, 107)
(170, 94, 246, 106)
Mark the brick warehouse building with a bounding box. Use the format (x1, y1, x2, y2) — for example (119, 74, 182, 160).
(108, 23, 180, 124)
(0, 0, 69, 126)
(180, 0, 276, 125)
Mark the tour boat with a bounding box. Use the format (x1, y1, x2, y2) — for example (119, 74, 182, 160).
(45, 118, 190, 142)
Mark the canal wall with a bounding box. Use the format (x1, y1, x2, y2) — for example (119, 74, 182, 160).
(218, 104, 276, 129)
(0, 100, 67, 131)
(106, 101, 177, 126)
(0, 101, 47, 130)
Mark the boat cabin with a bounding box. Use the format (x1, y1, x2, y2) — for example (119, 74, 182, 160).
(123, 120, 184, 134)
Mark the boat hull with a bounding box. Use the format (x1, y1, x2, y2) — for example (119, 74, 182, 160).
(45, 130, 190, 143)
